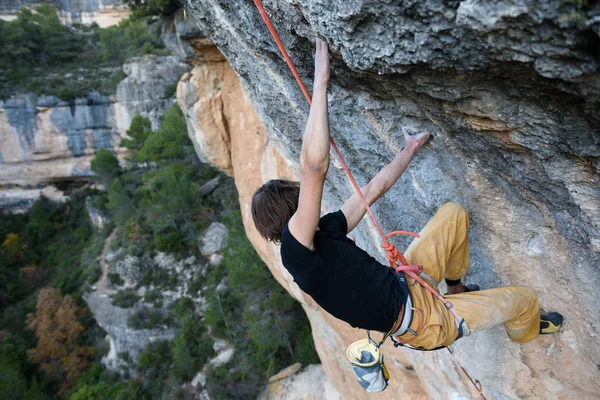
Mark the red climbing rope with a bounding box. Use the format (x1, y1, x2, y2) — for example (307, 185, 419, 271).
(253, 0, 413, 250)
(252, 1, 486, 398)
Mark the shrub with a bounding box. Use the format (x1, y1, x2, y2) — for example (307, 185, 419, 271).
(108, 273, 124, 286)
(165, 84, 177, 97)
(143, 289, 162, 307)
(127, 308, 172, 329)
(110, 289, 140, 308)
(170, 319, 213, 381)
(91, 149, 121, 185)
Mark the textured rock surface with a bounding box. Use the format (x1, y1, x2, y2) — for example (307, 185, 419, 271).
(0, 53, 188, 208)
(200, 221, 229, 255)
(85, 233, 208, 373)
(259, 364, 342, 400)
(113, 55, 190, 132)
(0, 93, 123, 186)
(181, 1, 600, 399)
(84, 290, 177, 371)
(0, 185, 67, 212)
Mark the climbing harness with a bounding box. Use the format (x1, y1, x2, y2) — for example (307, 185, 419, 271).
(251, 1, 487, 398)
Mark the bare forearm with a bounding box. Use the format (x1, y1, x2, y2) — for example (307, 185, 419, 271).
(341, 146, 418, 233)
(369, 146, 418, 198)
(341, 129, 429, 234)
(301, 83, 330, 172)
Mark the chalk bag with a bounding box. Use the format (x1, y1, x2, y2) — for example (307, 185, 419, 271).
(346, 338, 390, 392)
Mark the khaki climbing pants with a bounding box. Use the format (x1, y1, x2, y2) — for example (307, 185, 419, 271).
(395, 202, 541, 349)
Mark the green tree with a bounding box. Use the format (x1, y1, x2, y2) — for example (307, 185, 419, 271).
(124, 0, 181, 18)
(69, 381, 123, 400)
(99, 18, 165, 64)
(90, 149, 121, 185)
(135, 104, 191, 162)
(120, 115, 152, 152)
(138, 166, 202, 252)
(107, 178, 136, 226)
(1, 233, 27, 264)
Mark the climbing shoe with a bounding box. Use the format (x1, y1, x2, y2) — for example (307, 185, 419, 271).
(464, 284, 480, 293)
(540, 312, 563, 334)
(445, 283, 479, 295)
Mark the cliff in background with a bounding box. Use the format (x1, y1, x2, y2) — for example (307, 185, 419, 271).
(0, 7, 191, 211)
(0, 0, 129, 26)
(180, 1, 600, 399)
(0, 55, 188, 209)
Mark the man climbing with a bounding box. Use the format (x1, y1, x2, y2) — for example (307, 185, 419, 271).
(251, 39, 563, 351)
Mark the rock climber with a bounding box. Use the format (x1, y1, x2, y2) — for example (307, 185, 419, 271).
(251, 38, 563, 350)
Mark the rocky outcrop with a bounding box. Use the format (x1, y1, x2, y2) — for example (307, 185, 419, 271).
(85, 234, 211, 372)
(0, 185, 67, 212)
(180, 1, 600, 399)
(0, 93, 123, 187)
(0, 54, 189, 208)
(0, 8, 194, 210)
(113, 55, 190, 132)
(84, 289, 177, 372)
(84, 231, 180, 372)
(200, 222, 229, 255)
(259, 364, 342, 400)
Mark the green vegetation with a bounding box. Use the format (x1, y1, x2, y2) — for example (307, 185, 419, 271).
(111, 289, 141, 308)
(560, 0, 593, 26)
(203, 211, 320, 399)
(0, 103, 318, 399)
(0, 192, 108, 310)
(90, 149, 121, 186)
(127, 309, 172, 329)
(124, 0, 181, 19)
(108, 272, 124, 286)
(0, 189, 111, 399)
(143, 289, 163, 307)
(0, 4, 168, 99)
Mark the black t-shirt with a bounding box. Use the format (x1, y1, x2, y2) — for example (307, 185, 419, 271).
(280, 210, 405, 332)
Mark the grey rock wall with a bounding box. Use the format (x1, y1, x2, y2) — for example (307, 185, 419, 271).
(0, 0, 122, 13)
(184, 1, 600, 399)
(0, 54, 189, 205)
(0, 0, 128, 27)
(113, 55, 191, 132)
(0, 92, 120, 186)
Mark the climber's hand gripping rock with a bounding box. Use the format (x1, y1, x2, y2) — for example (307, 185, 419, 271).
(402, 127, 430, 152)
(314, 38, 330, 87)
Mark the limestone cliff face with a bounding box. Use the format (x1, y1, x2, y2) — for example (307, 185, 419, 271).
(0, 54, 189, 209)
(0, 92, 122, 187)
(0, 0, 129, 27)
(181, 1, 600, 399)
(0, 56, 187, 181)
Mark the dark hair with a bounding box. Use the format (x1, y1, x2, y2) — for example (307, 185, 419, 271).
(251, 179, 300, 243)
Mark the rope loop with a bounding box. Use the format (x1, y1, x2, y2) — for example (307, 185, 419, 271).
(475, 380, 483, 395)
(381, 231, 419, 267)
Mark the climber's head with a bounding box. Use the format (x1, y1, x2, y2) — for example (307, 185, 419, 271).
(252, 179, 300, 243)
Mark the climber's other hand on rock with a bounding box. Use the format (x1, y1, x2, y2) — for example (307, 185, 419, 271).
(314, 38, 330, 87)
(402, 127, 430, 152)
